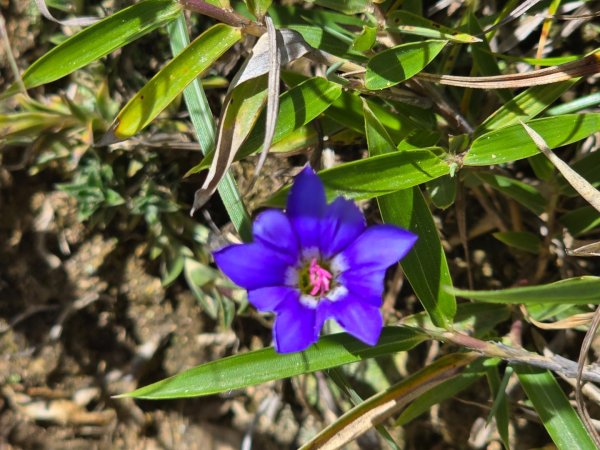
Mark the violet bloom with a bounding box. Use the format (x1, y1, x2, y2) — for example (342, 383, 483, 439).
(213, 167, 417, 353)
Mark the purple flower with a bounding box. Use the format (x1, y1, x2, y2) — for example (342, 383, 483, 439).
(213, 167, 417, 353)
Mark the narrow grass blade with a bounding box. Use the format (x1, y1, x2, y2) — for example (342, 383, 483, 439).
(452, 276, 600, 304)
(167, 13, 251, 240)
(515, 365, 596, 450)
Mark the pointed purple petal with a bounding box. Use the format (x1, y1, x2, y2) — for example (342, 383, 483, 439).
(329, 295, 383, 345)
(319, 197, 366, 258)
(338, 225, 417, 272)
(273, 300, 318, 353)
(337, 268, 385, 307)
(248, 286, 298, 312)
(286, 167, 326, 250)
(213, 243, 290, 290)
(253, 209, 299, 264)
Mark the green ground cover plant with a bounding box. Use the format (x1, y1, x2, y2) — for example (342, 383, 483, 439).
(1, 0, 600, 448)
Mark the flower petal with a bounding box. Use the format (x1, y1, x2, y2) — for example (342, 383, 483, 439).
(337, 268, 385, 307)
(273, 299, 318, 353)
(213, 243, 290, 290)
(253, 209, 299, 264)
(248, 286, 298, 312)
(286, 167, 326, 250)
(319, 197, 366, 258)
(337, 225, 417, 272)
(329, 295, 383, 345)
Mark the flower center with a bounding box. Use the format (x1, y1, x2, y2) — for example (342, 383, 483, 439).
(308, 258, 332, 296)
(297, 257, 333, 297)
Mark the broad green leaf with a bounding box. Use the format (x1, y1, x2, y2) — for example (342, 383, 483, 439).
(103, 24, 241, 143)
(395, 358, 496, 426)
(352, 25, 377, 51)
(397, 129, 441, 150)
(363, 102, 455, 328)
(559, 206, 600, 236)
(452, 276, 600, 304)
(427, 175, 456, 209)
(21, 0, 182, 89)
(387, 11, 481, 44)
(477, 80, 578, 135)
(529, 153, 556, 181)
(465, 114, 600, 166)
(365, 40, 447, 90)
(288, 24, 367, 62)
(300, 353, 479, 450)
(493, 231, 541, 254)
(267, 149, 451, 206)
(470, 172, 546, 215)
(121, 327, 427, 399)
(515, 366, 596, 450)
(168, 13, 252, 241)
(246, 0, 272, 19)
(190, 77, 342, 174)
(381, 188, 456, 327)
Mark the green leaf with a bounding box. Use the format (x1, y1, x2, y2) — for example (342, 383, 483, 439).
(548, 91, 600, 116)
(387, 11, 481, 44)
(427, 175, 456, 209)
(0, 112, 76, 138)
(476, 80, 579, 135)
(558, 149, 600, 196)
(21, 0, 182, 89)
(363, 101, 455, 328)
(183, 257, 219, 318)
(190, 77, 343, 174)
(326, 91, 418, 143)
(395, 358, 495, 426)
(365, 40, 447, 90)
(246, 0, 272, 19)
(486, 366, 511, 450)
(288, 24, 366, 62)
(267, 149, 451, 206)
(470, 172, 546, 215)
(465, 114, 600, 166)
(560, 206, 600, 236)
(493, 231, 541, 254)
(351, 25, 377, 51)
(121, 327, 427, 399)
(515, 366, 596, 450)
(310, 0, 371, 14)
(103, 23, 241, 143)
(452, 276, 600, 304)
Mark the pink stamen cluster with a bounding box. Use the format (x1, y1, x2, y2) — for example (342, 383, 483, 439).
(308, 258, 332, 297)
